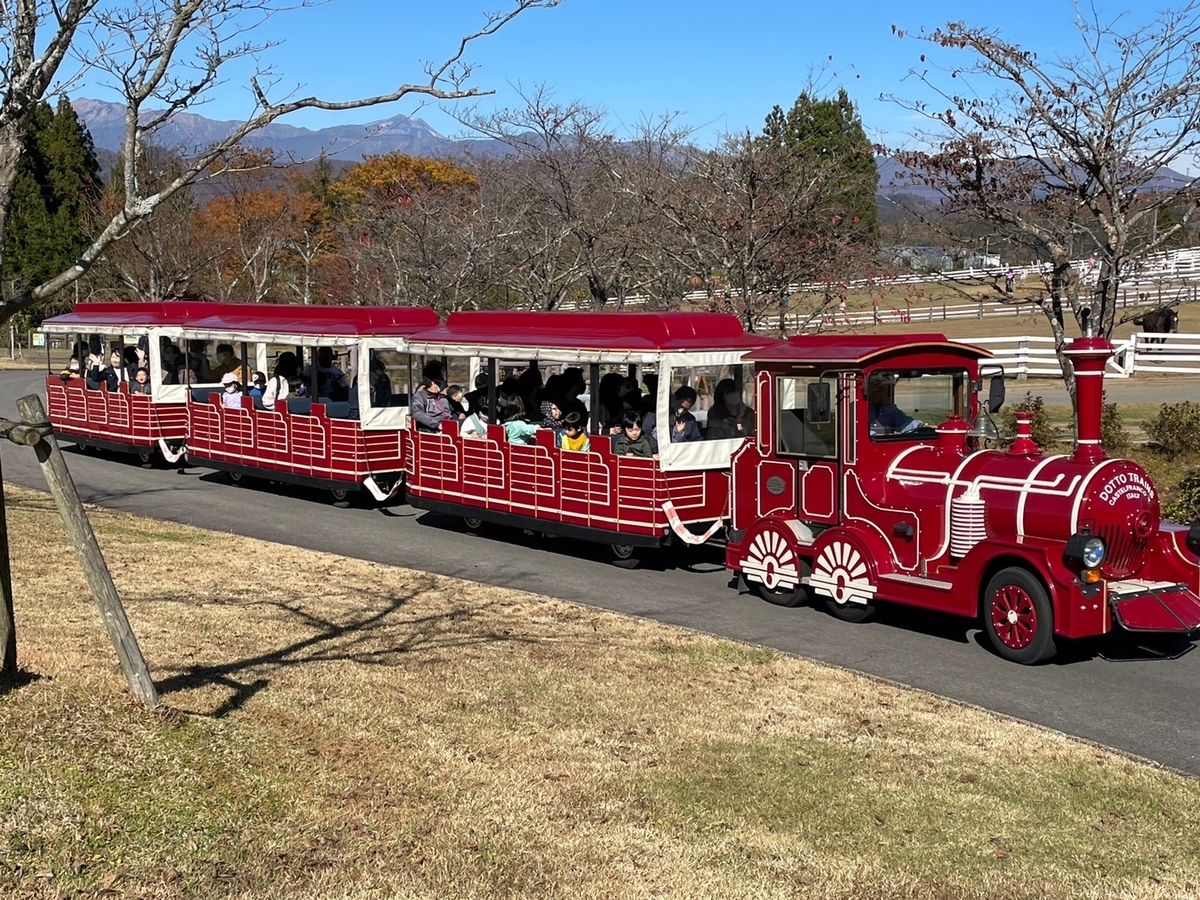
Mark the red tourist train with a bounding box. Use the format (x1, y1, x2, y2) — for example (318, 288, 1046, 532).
(39, 303, 1200, 663)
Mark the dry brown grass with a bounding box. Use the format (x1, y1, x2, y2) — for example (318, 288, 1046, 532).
(2, 485, 1200, 899)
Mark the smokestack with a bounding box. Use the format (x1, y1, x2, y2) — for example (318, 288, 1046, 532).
(1063, 335, 1115, 464)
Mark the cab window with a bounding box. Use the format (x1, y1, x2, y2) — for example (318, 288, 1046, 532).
(867, 371, 966, 440)
(775, 375, 837, 458)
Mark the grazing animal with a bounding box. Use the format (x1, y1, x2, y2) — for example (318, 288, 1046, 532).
(1134, 307, 1179, 346)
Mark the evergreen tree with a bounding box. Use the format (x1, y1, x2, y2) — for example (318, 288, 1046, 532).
(3, 98, 102, 293)
(761, 89, 879, 245)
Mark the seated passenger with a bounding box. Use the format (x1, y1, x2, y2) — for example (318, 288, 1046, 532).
(461, 411, 489, 439)
(411, 375, 453, 433)
(130, 367, 152, 395)
(463, 373, 492, 418)
(705, 378, 755, 440)
(84, 338, 109, 390)
(644, 386, 702, 453)
(122, 346, 140, 383)
(211, 343, 243, 379)
(109, 348, 130, 386)
(310, 347, 349, 401)
(186, 340, 212, 382)
(612, 411, 653, 458)
(867, 374, 924, 436)
(220, 372, 243, 408)
(60, 354, 82, 381)
(446, 384, 468, 422)
(262, 353, 298, 407)
(539, 398, 564, 431)
(248, 372, 267, 401)
(368, 357, 392, 408)
(556, 411, 590, 453)
(160, 342, 182, 384)
(502, 395, 539, 445)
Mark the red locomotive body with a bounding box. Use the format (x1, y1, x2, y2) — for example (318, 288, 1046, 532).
(726, 332, 1200, 663)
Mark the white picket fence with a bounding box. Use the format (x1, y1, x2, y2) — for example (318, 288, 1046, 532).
(964, 332, 1200, 379)
(563, 245, 1200, 322)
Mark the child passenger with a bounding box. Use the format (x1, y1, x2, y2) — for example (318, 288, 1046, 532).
(502, 395, 538, 445)
(612, 411, 653, 457)
(130, 367, 152, 395)
(446, 384, 468, 421)
(220, 372, 242, 409)
(556, 411, 590, 453)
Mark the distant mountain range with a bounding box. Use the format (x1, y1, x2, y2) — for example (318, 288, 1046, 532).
(73, 98, 1194, 205)
(73, 98, 491, 161)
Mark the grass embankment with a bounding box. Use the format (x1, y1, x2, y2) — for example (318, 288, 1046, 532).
(2, 487, 1200, 899)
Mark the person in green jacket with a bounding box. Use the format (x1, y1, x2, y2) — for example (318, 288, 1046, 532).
(612, 411, 653, 458)
(503, 395, 539, 445)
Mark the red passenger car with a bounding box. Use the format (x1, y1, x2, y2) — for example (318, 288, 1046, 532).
(401, 310, 773, 556)
(40, 302, 196, 461)
(726, 332, 1200, 663)
(173, 304, 438, 500)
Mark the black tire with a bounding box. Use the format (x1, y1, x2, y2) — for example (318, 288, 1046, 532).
(329, 487, 350, 503)
(982, 567, 1057, 664)
(756, 581, 807, 608)
(228, 470, 245, 486)
(462, 516, 484, 533)
(137, 448, 154, 466)
(824, 597, 875, 622)
(610, 543, 636, 562)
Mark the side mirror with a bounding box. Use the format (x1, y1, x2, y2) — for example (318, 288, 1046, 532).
(808, 382, 832, 424)
(988, 375, 1006, 414)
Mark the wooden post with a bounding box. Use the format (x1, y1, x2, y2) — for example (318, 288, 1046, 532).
(0, 453, 16, 682)
(15, 394, 159, 708)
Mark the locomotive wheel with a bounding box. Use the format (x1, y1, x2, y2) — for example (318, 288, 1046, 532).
(983, 567, 1057, 665)
(756, 581, 807, 608)
(824, 597, 875, 623)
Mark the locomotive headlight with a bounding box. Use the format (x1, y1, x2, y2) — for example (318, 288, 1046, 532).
(1064, 532, 1106, 576)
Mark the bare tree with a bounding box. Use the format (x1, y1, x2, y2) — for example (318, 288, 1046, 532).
(889, 2, 1200, 387)
(646, 131, 879, 334)
(88, 146, 211, 300)
(460, 87, 654, 310)
(0, 0, 560, 324)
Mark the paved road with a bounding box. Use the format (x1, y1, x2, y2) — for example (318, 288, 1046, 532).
(3, 369, 1199, 775)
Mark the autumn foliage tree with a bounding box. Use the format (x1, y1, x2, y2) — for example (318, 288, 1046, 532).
(328, 153, 480, 310)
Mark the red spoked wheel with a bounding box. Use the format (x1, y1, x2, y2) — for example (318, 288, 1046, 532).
(983, 567, 1057, 665)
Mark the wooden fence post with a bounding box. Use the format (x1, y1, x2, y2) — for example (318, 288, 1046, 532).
(0, 454, 16, 682)
(15, 394, 159, 708)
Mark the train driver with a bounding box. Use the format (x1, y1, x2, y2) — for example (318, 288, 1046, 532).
(867, 374, 924, 436)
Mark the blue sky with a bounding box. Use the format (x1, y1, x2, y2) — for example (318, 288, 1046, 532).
(82, 0, 1139, 149)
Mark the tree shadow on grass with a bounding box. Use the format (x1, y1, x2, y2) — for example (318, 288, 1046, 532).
(149, 578, 539, 718)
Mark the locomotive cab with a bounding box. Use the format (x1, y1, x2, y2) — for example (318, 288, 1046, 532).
(727, 332, 1200, 664)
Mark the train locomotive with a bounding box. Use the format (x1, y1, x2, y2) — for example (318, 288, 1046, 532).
(725, 331, 1200, 663)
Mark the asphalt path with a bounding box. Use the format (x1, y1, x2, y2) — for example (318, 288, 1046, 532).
(3, 369, 1199, 775)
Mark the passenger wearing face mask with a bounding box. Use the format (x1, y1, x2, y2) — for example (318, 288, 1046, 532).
(220, 372, 243, 409)
(211, 343, 243, 379)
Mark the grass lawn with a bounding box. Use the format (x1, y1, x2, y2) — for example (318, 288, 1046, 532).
(1, 486, 1199, 899)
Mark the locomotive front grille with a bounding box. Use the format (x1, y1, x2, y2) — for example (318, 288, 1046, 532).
(1095, 523, 1147, 580)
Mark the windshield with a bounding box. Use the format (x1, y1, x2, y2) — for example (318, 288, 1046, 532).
(867, 370, 966, 439)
